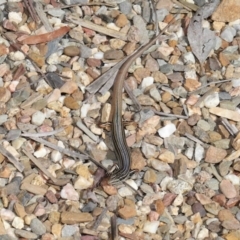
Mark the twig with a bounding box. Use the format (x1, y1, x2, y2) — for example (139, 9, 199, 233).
(24, 136, 88, 160)
(23, 0, 39, 23)
(3, 33, 52, 87)
(56, 139, 108, 172)
(110, 214, 118, 240)
(66, 15, 127, 40)
(124, 82, 142, 112)
(190, 79, 234, 94)
(221, 118, 238, 136)
(21, 127, 65, 137)
(76, 120, 99, 142)
(92, 208, 107, 230)
(0, 145, 24, 172)
(22, 148, 69, 186)
(194, 84, 220, 107)
(184, 133, 206, 146)
(44, 1, 116, 11)
(153, 109, 188, 119)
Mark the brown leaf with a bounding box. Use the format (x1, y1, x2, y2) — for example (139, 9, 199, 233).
(19, 26, 70, 45)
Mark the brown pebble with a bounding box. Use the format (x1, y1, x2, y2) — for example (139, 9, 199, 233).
(86, 58, 101, 67)
(118, 205, 137, 219)
(64, 96, 80, 110)
(104, 49, 124, 60)
(155, 199, 165, 216)
(220, 179, 237, 199)
(130, 149, 146, 171)
(115, 14, 129, 27)
(205, 146, 227, 163)
(0, 87, 11, 103)
(61, 212, 93, 224)
(63, 46, 80, 57)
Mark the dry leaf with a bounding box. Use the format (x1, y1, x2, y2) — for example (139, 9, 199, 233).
(19, 26, 70, 45)
(187, 1, 220, 64)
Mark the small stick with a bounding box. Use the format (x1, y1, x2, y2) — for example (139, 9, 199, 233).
(92, 208, 107, 230)
(21, 127, 65, 137)
(190, 79, 233, 94)
(153, 109, 188, 119)
(110, 214, 118, 240)
(0, 145, 24, 172)
(22, 148, 69, 186)
(44, 1, 116, 11)
(194, 84, 220, 107)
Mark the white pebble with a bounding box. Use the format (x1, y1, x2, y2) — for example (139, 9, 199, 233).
(9, 51, 25, 61)
(125, 179, 138, 190)
(74, 176, 93, 190)
(224, 174, 240, 185)
(143, 221, 159, 234)
(140, 77, 154, 89)
(81, 103, 90, 118)
(173, 193, 183, 206)
(34, 144, 48, 158)
(232, 79, 240, 87)
(106, 23, 120, 31)
(158, 123, 176, 138)
(183, 52, 195, 64)
(204, 92, 219, 108)
(8, 12, 22, 24)
(31, 111, 46, 126)
(12, 216, 24, 229)
(118, 187, 133, 197)
(51, 150, 62, 162)
(195, 144, 204, 162)
(93, 52, 104, 59)
(0, 209, 15, 221)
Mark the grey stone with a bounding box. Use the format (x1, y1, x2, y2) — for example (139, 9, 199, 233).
(205, 178, 219, 191)
(133, 15, 148, 44)
(79, 44, 92, 58)
(15, 229, 38, 239)
(30, 218, 46, 235)
(159, 64, 173, 74)
(0, 235, 15, 240)
(173, 86, 187, 98)
(142, 0, 151, 22)
(221, 26, 237, 42)
(82, 201, 97, 212)
(213, 139, 230, 149)
(219, 92, 231, 100)
(220, 100, 236, 111)
(173, 215, 188, 224)
(62, 225, 79, 237)
(6, 129, 21, 141)
(106, 195, 119, 212)
(193, 126, 209, 143)
(0, 115, 7, 125)
(154, 8, 169, 22)
(62, 0, 87, 4)
(119, 0, 132, 15)
(140, 183, 154, 194)
(47, 9, 65, 18)
(117, 217, 135, 225)
(4, 177, 21, 195)
(197, 119, 211, 131)
(218, 161, 232, 177)
(194, 0, 207, 7)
